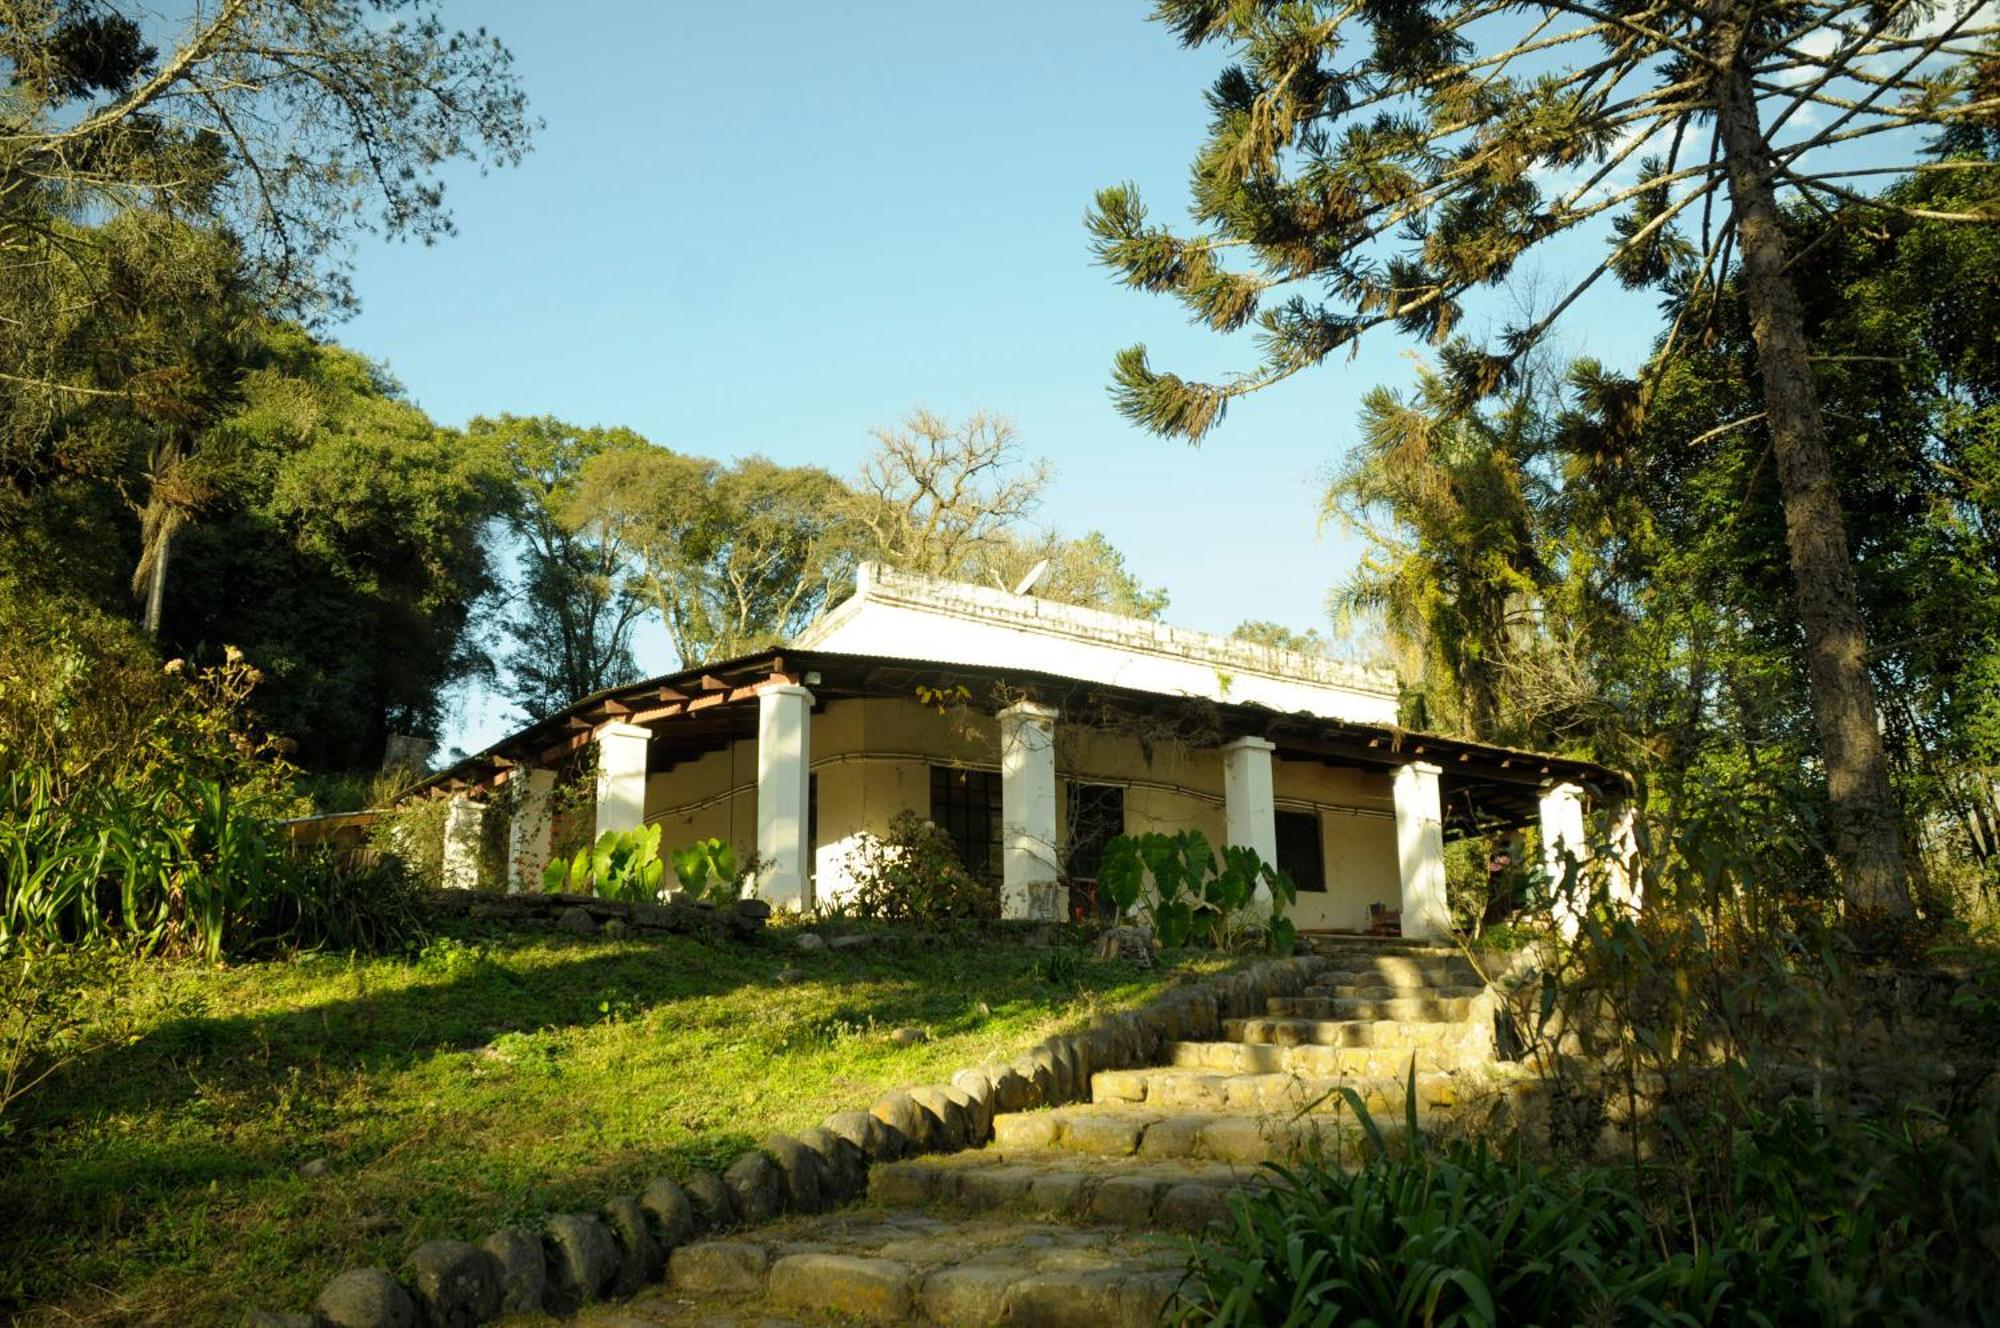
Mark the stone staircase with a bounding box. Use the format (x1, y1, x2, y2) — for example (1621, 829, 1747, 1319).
(565, 938, 1532, 1327)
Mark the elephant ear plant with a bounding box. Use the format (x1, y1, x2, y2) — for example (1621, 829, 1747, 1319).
(669, 837, 756, 906)
(1098, 829, 1298, 954)
(543, 824, 667, 902)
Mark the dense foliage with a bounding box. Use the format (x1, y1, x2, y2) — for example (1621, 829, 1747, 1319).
(1181, 1102, 2000, 1327)
(1091, 0, 2000, 918)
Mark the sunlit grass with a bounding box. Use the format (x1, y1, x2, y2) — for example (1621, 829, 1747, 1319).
(4, 919, 1228, 1325)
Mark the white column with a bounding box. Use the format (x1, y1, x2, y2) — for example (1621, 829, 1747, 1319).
(1221, 736, 1278, 905)
(1605, 798, 1642, 918)
(442, 795, 486, 891)
(999, 701, 1061, 921)
(1392, 762, 1451, 940)
(594, 721, 652, 839)
(1540, 781, 1590, 937)
(507, 766, 558, 894)
(756, 684, 814, 912)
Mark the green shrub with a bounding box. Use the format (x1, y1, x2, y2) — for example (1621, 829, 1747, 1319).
(1097, 829, 1297, 953)
(543, 825, 666, 901)
(841, 811, 996, 922)
(668, 837, 756, 905)
(1180, 1099, 2000, 1327)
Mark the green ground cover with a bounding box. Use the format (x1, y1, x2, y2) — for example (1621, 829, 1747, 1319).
(2, 920, 1226, 1325)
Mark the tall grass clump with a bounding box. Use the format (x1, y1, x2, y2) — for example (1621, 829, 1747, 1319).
(1181, 789, 2000, 1326)
(0, 585, 422, 960)
(1181, 1101, 2000, 1327)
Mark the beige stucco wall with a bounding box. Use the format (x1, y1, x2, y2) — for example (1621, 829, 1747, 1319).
(638, 696, 1402, 924)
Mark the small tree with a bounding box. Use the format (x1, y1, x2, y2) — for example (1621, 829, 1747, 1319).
(1089, 0, 2000, 919)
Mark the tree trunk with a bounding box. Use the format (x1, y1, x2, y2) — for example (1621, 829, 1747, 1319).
(1714, 53, 1913, 917)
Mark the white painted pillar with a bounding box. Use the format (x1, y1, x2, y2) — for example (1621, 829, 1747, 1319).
(1540, 781, 1590, 938)
(756, 684, 814, 912)
(1392, 762, 1451, 940)
(507, 766, 558, 894)
(1221, 736, 1278, 905)
(594, 722, 652, 839)
(999, 701, 1061, 921)
(1605, 798, 1642, 918)
(442, 796, 486, 891)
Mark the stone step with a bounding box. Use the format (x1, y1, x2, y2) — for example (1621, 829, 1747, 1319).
(1091, 1065, 1470, 1116)
(1306, 981, 1487, 1001)
(1311, 958, 1483, 987)
(987, 1104, 1408, 1165)
(867, 1150, 1261, 1231)
(1267, 994, 1480, 1021)
(1225, 1015, 1491, 1052)
(612, 1207, 1184, 1327)
(1165, 1037, 1493, 1076)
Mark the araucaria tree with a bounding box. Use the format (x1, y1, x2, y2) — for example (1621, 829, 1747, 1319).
(1090, 0, 2000, 918)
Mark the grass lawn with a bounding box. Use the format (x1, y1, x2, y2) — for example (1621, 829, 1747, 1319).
(3, 917, 1233, 1326)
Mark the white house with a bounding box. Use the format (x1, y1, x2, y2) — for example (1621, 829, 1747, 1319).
(422, 564, 1628, 939)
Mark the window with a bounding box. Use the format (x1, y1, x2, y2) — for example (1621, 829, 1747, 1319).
(929, 766, 1002, 882)
(1065, 783, 1126, 920)
(1276, 809, 1326, 892)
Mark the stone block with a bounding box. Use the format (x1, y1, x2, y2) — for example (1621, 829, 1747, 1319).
(481, 1227, 548, 1315)
(908, 1085, 967, 1152)
(722, 1150, 786, 1224)
(315, 1268, 417, 1328)
(866, 1160, 941, 1206)
(991, 1112, 1060, 1151)
(768, 1253, 913, 1321)
(1061, 1113, 1142, 1156)
(1202, 1117, 1278, 1164)
(1088, 1175, 1158, 1225)
(1135, 1115, 1205, 1160)
(638, 1177, 694, 1250)
(1025, 1171, 1091, 1214)
(950, 1069, 995, 1143)
(1004, 1269, 1127, 1327)
(822, 1108, 893, 1161)
(871, 1090, 933, 1153)
(544, 1213, 620, 1308)
(1156, 1183, 1231, 1231)
(401, 1240, 501, 1328)
(681, 1168, 738, 1230)
(920, 1263, 1021, 1327)
(601, 1195, 663, 1295)
(989, 1065, 1035, 1114)
(763, 1132, 825, 1213)
(668, 1240, 769, 1295)
(956, 1164, 1035, 1208)
(799, 1125, 865, 1199)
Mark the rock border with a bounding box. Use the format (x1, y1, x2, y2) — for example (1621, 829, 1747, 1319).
(249, 952, 1324, 1327)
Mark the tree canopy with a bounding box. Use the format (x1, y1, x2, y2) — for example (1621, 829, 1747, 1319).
(1089, 0, 2000, 916)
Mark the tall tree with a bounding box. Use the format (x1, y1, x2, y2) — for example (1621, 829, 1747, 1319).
(0, 0, 533, 327)
(846, 409, 1170, 617)
(1089, 0, 2000, 917)
(165, 327, 510, 768)
(471, 415, 650, 720)
(848, 409, 1050, 578)
(573, 448, 859, 667)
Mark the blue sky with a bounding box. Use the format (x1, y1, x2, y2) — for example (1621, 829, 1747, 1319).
(333, 3, 1664, 755)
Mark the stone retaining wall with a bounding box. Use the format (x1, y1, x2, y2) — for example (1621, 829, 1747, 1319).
(249, 952, 1327, 1327)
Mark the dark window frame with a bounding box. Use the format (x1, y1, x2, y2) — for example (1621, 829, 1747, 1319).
(1064, 782, 1127, 920)
(1276, 808, 1327, 892)
(929, 765, 1003, 883)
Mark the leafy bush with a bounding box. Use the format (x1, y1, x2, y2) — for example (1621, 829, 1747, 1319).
(841, 811, 996, 922)
(1097, 829, 1297, 953)
(669, 837, 756, 905)
(0, 592, 420, 960)
(1181, 1098, 2000, 1327)
(543, 825, 666, 901)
